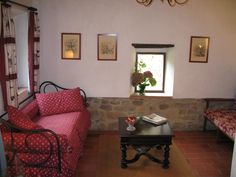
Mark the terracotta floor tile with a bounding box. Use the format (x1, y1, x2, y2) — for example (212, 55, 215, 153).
(76, 131, 233, 177)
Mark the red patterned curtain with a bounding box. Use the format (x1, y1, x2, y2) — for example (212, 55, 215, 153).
(28, 11, 40, 94)
(0, 3, 18, 109)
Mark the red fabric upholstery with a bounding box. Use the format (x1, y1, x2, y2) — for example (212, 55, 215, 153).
(36, 88, 85, 116)
(204, 109, 236, 122)
(35, 110, 91, 171)
(215, 117, 236, 141)
(1, 90, 91, 177)
(204, 109, 236, 140)
(7, 106, 42, 130)
(7, 151, 69, 168)
(21, 99, 39, 120)
(2, 132, 69, 153)
(0, 123, 8, 132)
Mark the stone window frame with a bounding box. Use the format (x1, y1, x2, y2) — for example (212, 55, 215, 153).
(131, 43, 175, 97)
(135, 52, 166, 93)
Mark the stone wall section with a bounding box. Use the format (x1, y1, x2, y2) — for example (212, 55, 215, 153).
(87, 96, 234, 131)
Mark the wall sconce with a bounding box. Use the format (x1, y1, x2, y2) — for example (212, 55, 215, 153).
(136, 0, 189, 7)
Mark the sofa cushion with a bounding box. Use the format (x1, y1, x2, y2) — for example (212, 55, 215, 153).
(36, 88, 84, 116)
(204, 109, 233, 122)
(35, 110, 91, 171)
(204, 109, 236, 140)
(7, 106, 42, 130)
(34, 112, 88, 138)
(215, 118, 236, 140)
(21, 100, 39, 120)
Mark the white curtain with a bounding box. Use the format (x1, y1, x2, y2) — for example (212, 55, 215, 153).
(1, 4, 18, 108)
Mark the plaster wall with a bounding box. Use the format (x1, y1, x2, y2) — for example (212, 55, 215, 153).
(37, 0, 236, 98)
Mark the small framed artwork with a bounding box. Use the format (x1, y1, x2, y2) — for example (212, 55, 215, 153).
(61, 33, 81, 60)
(97, 34, 117, 61)
(189, 36, 210, 63)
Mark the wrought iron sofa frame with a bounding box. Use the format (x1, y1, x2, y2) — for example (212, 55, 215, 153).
(0, 81, 87, 174)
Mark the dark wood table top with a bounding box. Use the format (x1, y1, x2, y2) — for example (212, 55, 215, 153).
(119, 117, 174, 138)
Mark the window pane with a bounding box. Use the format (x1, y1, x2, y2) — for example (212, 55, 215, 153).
(14, 11, 29, 89)
(136, 53, 165, 92)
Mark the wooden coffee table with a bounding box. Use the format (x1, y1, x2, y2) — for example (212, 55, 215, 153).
(119, 117, 174, 169)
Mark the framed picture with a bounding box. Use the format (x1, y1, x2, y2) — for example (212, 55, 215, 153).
(61, 33, 81, 60)
(97, 34, 117, 61)
(189, 36, 210, 63)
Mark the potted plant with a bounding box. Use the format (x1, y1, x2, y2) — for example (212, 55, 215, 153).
(131, 61, 157, 95)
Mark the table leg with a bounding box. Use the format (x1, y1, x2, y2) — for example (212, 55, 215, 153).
(120, 144, 128, 168)
(162, 144, 170, 169)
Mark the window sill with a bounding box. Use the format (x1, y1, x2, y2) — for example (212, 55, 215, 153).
(130, 93, 172, 99)
(17, 87, 29, 103)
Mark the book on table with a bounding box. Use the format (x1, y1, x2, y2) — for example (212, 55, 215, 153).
(142, 113, 167, 125)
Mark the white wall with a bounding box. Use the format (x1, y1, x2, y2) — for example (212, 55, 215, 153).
(35, 0, 236, 98)
(15, 0, 32, 6)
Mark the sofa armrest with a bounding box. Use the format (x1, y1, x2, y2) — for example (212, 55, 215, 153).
(0, 119, 63, 173)
(2, 131, 69, 153)
(6, 151, 63, 169)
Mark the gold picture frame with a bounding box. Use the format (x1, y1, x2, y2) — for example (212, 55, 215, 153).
(97, 34, 117, 61)
(189, 36, 210, 63)
(61, 33, 81, 60)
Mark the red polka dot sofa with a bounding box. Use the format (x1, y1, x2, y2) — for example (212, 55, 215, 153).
(0, 81, 91, 177)
(203, 98, 236, 141)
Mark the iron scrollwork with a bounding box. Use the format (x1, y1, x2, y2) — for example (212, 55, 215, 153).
(136, 0, 188, 7)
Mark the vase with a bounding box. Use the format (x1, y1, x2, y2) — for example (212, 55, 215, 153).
(126, 123, 136, 131)
(138, 84, 146, 95)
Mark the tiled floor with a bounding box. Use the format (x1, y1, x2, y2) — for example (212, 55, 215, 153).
(77, 131, 234, 177)
(174, 131, 233, 177)
(76, 134, 99, 177)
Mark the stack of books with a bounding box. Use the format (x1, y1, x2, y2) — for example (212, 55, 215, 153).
(142, 113, 167, 125)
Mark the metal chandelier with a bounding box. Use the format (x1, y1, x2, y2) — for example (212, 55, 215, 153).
(136, 0, 189, 7)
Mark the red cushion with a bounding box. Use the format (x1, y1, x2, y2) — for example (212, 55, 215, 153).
(36, 88, 85, 116)
(7, 106, 41, 130)
(21, 100, 39, 119)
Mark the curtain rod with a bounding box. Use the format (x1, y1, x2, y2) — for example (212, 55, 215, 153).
(0, 0, 37, 11)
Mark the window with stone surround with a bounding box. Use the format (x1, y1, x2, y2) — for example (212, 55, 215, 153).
(132, 43, 174, 97)
(136, 52, 165, 93)
(13, 7, 30, 102)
